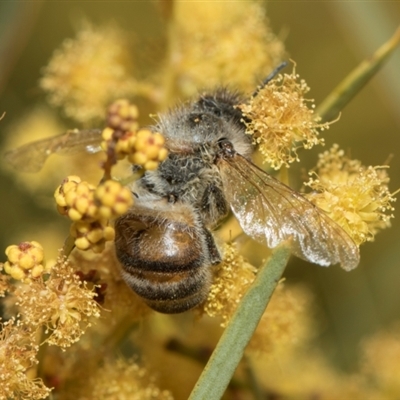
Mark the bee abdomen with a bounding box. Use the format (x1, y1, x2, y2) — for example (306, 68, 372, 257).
(114, 202, 218, 313)
(121, 267, 211, 313)
(115, 217, 205, 273)
(145, 290, 210, 314)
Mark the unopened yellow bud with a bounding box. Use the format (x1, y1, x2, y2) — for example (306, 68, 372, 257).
(68, 208, 83, 221)
(31, 265, 44, 278)
(4, 241, 45, 278)
(101, 193, 117, 208)
(76, 182, 93, 195)
(97, 206, 112, 219)
(3, 261, 13, 275)
(145, 146, 162, 160)
(19, 254, 35, 270)
(75, 237, 91, 250)
(74, 221, 91, 234)
(29, 248, 44, 263)
(54, 191, 67, 207)
(103, 226, 115, 241)
(158, 148, 168, 161)
(117, 103, 131, 119)
(75, 197, 90, 214)
(86, 204, 98, 218)
(128, 135, 136, 146)
(144, 161, 159, 171)
(115, 140, 129, 153)
(102, 127, 114, 141)
(64, 190, 78, 206)
(153, 132, 165, 145)
(95, 184, 106, 198)
(87, 228, 104, 244)
(113, 202, 129, 215)
(130, 152, 148, 165)
(5, 245, 20, 263)
(135, 129, 152, 151)
(9, 265, 25, 280)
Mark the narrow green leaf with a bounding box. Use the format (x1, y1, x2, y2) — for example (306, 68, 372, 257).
(62, 234, 76, 258)
(189, 244, 291, 400)
(317, 26, 400, 122)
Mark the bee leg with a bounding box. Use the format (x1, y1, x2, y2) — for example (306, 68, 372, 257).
(203, 228, 221, 265)
(200, 184, 229, 225)
(252, 61, 288, 97)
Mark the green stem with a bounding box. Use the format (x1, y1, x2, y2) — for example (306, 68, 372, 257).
(316, 26, 400, 122)
(189, 244, 291, 400)
(62, 234, 76, 258)
(33, 326, 46, 379)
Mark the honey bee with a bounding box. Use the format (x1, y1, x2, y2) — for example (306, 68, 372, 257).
(5, 77, 360, 314)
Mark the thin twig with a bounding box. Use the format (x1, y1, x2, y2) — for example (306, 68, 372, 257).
(316, 26, 400, 122)
(189, 243, 291, 400)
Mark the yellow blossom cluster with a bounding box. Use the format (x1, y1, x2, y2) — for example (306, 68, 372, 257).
(101, 99, 168, 171)
(248, 283, 313, 354)
(106, 98, 139, 133)
(170, 2, 285, 96)
(129, 129, 168, 171)
(360, 327, 400, 397)
(14, 254, 101, 348)
(0, 319, 50, 400)
(202, 243, 257, 327)
(40, 24, 137, 123)
(64, 357, 174, 400)
(304, 144, 396, 245)
(55, 176, 97, 220)
(202, 244, 312, 355)
(251, 346, 368, 399)
(238, 69, 328, 169)
(70, 248, 151, 317)
(54, 175, 133, 252)
(2, 4, 398, 399)
(95, 179, 134, 219)
(3, 241, 47, 281)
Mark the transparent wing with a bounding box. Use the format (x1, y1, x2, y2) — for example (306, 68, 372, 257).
(4, 129, 103, 173)
(218, 154, 360, 271)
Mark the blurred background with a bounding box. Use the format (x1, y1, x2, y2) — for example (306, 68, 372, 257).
(0, 0, 399, 381)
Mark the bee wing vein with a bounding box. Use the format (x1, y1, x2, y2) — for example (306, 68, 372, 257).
(219, 154, 359, 270)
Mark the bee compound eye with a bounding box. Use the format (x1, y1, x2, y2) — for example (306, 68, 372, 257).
(217, 138, 235, 158)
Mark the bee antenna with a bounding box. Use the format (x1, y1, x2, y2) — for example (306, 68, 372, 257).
(252, 61, 288, 97)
